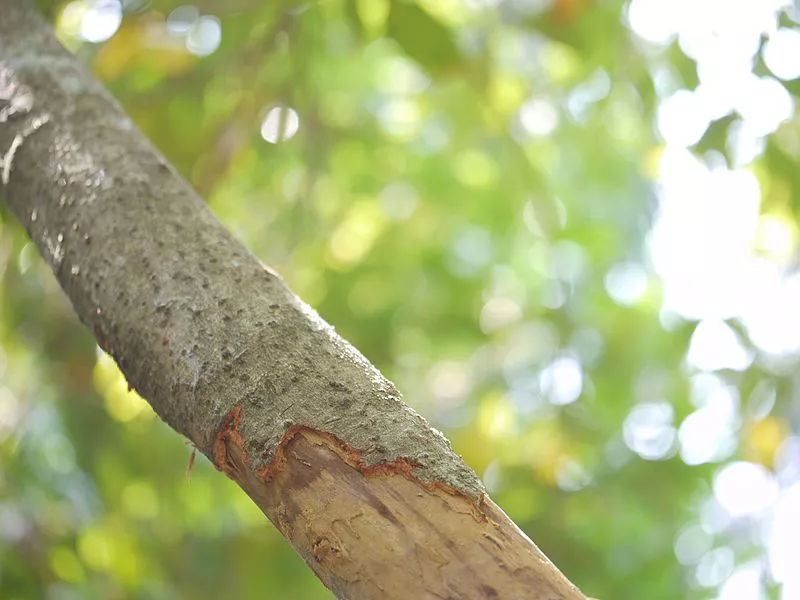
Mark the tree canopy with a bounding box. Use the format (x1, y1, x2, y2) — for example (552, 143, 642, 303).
(1, 0, 798, 599)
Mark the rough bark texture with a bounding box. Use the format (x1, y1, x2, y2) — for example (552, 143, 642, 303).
(0, 1, 587, 598)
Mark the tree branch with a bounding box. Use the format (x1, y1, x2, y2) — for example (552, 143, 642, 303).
(0, 1, 586, 597)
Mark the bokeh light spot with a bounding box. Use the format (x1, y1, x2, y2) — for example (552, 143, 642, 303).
(604, 262, 648, 306)
(623, 401, 676, 460)
(764, 28, 800, 80)
(261, 106, 300, 144)
(686, 320, 752, 372)
(519, 98, 559, 137)
(64, 0, 122, 44)
(186, 15, 221, 57)
(679, 376, 739, 465)
(714, 461, 777, 518)
(166, 5, 199, 36)
(539, 356, 583, 406)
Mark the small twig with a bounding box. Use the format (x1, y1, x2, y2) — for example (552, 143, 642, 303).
(185, 446, 197, 480)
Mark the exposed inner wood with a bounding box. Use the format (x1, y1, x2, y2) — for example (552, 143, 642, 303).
(1, 4, 588, 596)
(217, 406, 586, 600)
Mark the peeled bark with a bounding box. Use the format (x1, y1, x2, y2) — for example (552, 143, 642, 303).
(0, 1, 587, 598)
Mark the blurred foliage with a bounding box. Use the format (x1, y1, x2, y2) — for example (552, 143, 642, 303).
(1, 0, 799, 599)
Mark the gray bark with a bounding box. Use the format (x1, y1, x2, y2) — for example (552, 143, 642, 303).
(0, 2, 586, 598)
(0, 0, 481, 499)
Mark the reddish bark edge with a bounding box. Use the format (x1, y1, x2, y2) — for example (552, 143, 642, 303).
(213, 404, 489, 517)
(213, 404, 248, 472)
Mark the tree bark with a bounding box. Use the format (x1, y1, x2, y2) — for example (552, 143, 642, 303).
(0, 1, 586, 598)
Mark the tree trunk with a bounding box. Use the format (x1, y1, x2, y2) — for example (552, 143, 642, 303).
(0, 1, 586, 598)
